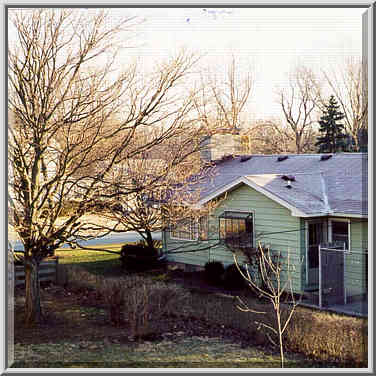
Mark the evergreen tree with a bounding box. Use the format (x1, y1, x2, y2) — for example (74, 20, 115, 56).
(315, 95, 346, 153)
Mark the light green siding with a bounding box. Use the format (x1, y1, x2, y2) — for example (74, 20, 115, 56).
(345, 219, 368, 298)
(164, 184, 368, 299)
(165, 183, 304, 292)
(300, 217, 307, 289)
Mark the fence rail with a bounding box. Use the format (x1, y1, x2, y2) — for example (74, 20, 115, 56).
(14, 258, 59, 287)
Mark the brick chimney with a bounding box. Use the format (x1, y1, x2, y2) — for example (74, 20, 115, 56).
(200, 129, 244, 163)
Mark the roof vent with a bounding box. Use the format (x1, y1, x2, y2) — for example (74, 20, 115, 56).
(281, 175, 296, 182)
(277, 155, 288, 162)
(240, 155, 252, 162)
(320, 154, 332, 161)
(220, 154, 234, 162)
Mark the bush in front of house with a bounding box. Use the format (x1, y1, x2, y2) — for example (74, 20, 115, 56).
(222, 263, 247, 289)
(125, 278, 189, 339)
(204, 260, 225, 285)
(97, 276, 126, 326)
(98, 274, 190, 338)
(57, 264, 102, 292)
(120, 242, 164, 271)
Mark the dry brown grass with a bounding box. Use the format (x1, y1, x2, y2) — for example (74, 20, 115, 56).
(59, 264, 368, 366)
(160, 288, 367, 366)
(285, 307, 367, 366)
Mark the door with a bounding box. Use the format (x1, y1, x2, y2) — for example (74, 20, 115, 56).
(307, 222, 324, 285)
(320, 248, 345, 306)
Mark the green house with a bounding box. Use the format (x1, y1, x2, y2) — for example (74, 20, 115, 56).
(162, 147, 368, 316)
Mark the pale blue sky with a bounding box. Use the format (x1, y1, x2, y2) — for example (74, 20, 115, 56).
(7, 7, 365, 119)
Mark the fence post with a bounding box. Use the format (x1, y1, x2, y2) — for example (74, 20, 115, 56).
(319, 244, 322, 309)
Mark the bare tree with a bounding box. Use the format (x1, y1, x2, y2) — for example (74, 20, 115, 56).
(321, 59, 368, 151)
(242, 118, 317, 154)
(95, 129, 216, 251)
(234, 244, 301, 368)
(8, 9, 203, 325)
(196, 57, 254, 133)
(276, 66, 322, 154)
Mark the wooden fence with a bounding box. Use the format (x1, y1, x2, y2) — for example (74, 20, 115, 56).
(14, 258, 59, 287)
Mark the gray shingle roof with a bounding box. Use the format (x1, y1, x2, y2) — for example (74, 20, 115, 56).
(197, 153, 367, 217)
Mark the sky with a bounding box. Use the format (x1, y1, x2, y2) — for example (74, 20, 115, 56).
(105, 7, 364, 120)
(7, 6, 365, 120)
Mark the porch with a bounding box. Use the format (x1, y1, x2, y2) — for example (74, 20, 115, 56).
(301, 288, 368, 317)
(302, 241, 368, 317)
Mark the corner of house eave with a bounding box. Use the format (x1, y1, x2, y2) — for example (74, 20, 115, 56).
(328, 212, 368, 219)
(197, 178, 246, 207)
(291, 211, 330, 218)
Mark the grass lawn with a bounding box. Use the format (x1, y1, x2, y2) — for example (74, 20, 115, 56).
(12, 247, 367, 368)
(12, 337, 323, 368)
(55, 244, 122, 276)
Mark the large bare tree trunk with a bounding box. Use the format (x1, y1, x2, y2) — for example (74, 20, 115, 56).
(8, 9, 205, 326)
(144, 229, 155, 252)
(24, 256, 42, 326)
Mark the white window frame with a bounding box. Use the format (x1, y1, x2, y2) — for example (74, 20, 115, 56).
(328, 218, 351, 253)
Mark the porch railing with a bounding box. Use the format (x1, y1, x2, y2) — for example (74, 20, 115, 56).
(319, 241, 347, 252)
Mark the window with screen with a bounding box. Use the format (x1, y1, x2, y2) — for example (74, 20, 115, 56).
(219, 211, 253, 248)
(171, 216, 208, 241)
(331, 220, 349, 250)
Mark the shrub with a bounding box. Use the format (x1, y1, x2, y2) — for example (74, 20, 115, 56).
(223, 263, 247, 289)
(119, 275, 189, 339)
(135, 239, 163, 251)
(120, 242, 164, 271)
(97, 277, 126, 326)
(204, 260, 225, 285)
(57, 264, 101, 291)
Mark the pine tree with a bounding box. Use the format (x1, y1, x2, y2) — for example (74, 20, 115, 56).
(315, 95, 346, 153)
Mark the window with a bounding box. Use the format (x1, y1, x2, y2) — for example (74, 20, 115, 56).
(330, 219, 350, 250)
(171, 216, 208, 241)
(308, 222, 324, 268)
(219, 211, 253, 248)
(198, 216, 209, 241)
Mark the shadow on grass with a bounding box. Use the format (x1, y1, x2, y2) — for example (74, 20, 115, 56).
(58, 259, 123, 280)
